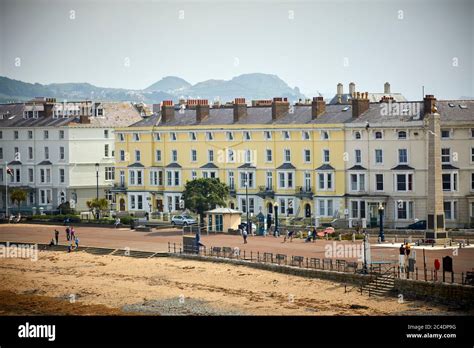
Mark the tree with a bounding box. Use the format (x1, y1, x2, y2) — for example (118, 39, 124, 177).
(10, 188, 27, 213)
(181, 178, 229, 231)
(86, 198, 109, 218)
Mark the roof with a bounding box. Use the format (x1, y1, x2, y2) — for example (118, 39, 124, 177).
(348, 165, 367, 170)
(8, 160, 22, 165)
(127, 162, 144, 168)
(328, 93, 407, 105)
(276, 163, 296, 170)
(316, 164, 335, 171)
(166, 162, 182, 168)
(392, 164, 415, 170)
(205, 207, 242, 214)
(200, 162, 219, 169)
(442, 164, 459, 170)
(238, 163, 256, 169)
(37, 160, 52, 165)
(0, 101, 143, 128)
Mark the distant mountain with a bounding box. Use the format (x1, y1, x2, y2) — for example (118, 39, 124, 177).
(0, 73, 306, 104)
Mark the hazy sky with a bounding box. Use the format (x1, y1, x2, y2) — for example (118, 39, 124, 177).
(0, 0, 473, 100)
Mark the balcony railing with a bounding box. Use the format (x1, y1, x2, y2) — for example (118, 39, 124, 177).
(296, 186, 313, 199)
(257, 185, 275, 198)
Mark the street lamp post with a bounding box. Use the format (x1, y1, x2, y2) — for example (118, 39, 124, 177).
(274, 201, 279, 237)
(378, 203, 385, 242)
(245, 171, 250, 236)
(95, 163, 99, 219)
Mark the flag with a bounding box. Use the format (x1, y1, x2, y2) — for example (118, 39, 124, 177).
(6, 167, 13, 177)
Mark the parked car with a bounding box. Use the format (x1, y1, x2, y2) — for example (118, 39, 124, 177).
(405, 220, 427, 230)
(171, 215, 197, 226)
(239, 221, 257, 234)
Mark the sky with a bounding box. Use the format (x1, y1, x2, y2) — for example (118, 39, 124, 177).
(0, 0, 473, 100)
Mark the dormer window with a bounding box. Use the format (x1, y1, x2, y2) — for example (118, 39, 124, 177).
(226, 131, 234, 141)
(302, 131, 310, 140)
(133, 133, 140, 141)
(354, 131, 361, 139)
(243, 131, 251, 141)
(441, 129, 451, 139)
(170, 132, 177, 141)
(398, 131, 407, 139)
(264, 131, 272, 140)
(154, 133, 161, 141)
(282, 131, 290, 140)
(321, 130, 329, 140)
(374, 131, 383, 139)
(189, 132, 196, 141)
(206, 132, 214, 141)
(96, 108, 104, 117)
(118, 133, 125, 142)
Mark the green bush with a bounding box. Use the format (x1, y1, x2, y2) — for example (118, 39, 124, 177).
(119, 216, 133, 225)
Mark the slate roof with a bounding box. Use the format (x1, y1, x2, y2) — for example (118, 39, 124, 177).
(391, 164, 415, 170)
(276, 163, 296, 170)
(127, 162, 144, 168)
(8, 160, 22, 165)
(442, 164, 459, 170)
(238, 163, 256, 169)
(316, 164, 335, 171)
(200, 162, 219, 169)
(37, 160, 53, 165)
(348, 165, 367, 170)
(166, 163, 182, 168)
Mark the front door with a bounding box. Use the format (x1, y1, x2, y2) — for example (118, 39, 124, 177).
(267, 202, 273, 214)
(305, 203, 311, 218)
(119, 198, 125, 211)
(156, 199, 163, 212)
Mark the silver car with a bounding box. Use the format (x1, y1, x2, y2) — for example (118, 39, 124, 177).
(171, 215, 197, 226)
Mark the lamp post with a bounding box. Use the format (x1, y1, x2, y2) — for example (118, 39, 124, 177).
(378, 203, 385, 242)
(245, 171, 250, 236)
(274, 201, 279, 237)
(95, 163, 99, 219)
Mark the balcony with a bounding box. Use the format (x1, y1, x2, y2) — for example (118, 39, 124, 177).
(295, 186, 313, 199)
(257, 185, 275, 199)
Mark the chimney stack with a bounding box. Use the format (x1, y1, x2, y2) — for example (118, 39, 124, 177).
(79, 115, 91, 124)
(351, 92, 370, 118)
(43, 99, 55, 118)
(384, 82, 391, 94)
(161, 100, 175, 123)
(233, 98, 247, 122)
(311, 97, 326, 119)
(196, 99, 209, 122)
(271, 97, 289, 120)
(423, 95, 437, 116)
(337, 83, 343, 96)
(349, 82, 356, 96)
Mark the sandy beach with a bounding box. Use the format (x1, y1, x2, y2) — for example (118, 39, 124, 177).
(0, 249, 467, 316)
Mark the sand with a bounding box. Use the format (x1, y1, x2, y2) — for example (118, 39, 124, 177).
(0, 250, 465, 316)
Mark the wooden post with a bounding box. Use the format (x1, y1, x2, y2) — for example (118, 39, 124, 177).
(250, 251, 253, 262)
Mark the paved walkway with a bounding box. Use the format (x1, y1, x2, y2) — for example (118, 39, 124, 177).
(1, 224, 473, 274)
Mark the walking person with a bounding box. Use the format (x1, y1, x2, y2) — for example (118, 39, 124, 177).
(54, 229, 59, 245)
(399, 243, 406, 278)
(242, 228, 248, 244)
(114, 217, 121, 229)
(312, 227, 317, 242)
(70, 227, 75, 241)
(65, 226, 70, 241)
(75, 236, 79, 250)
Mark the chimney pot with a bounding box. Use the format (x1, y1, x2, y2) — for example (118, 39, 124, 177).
(352, 94, 370, 118)
(312, 96, 326, 119)
(349, 82, 356, 96)
(384, 82, 391, 94)
(196, 99, 210, 122)
(233, 97, 247, 122)
(424, 94, 437, 116)
(272, 97, 290, 120)
(161, 100, 175, 123)
(337, 83, 343, 96)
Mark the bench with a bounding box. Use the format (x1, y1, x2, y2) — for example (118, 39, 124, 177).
(322, 259, 333, 270)
(263, 252, 273, 263)
(465, 271, 474, 285)
(275, 254, 287, 265)
(346, 261, 358, 273)
(310, 258, 320, 269)
(222, 247, 233, 257)
(335, 259, 347, 271)
(211, 247, 222, 256)
(291, 255, 304, 267)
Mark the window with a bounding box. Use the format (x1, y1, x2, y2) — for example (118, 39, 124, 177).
(240, 172, 254, 188)
(227, 149, 234, 162)
(350, 173, 365, 191)
(60, 147, 65, 160)
(39, 189, 52, 205)
(396, 201, 414, 220)
(118, 133, 124, 142)
(104, 130, 109, 138)
(133, 133, 140, 141)
(120, 150, 125, 162)
(119, 170, 125, 186)
(471, 148, 474, 162)
(28, 147, 33, 160)
(245, 150, 252, 163)
(59, 130, 64, 139)
(266, 172, 273, 190)
(471, 129, 474, 138)
(0, 169, 3, 182)
(317, 199, 334, 217)
(354, 131, 361, 139)
(44, 130, 49, 139)
(282, 131, 290, 140)
(355, 149, 361, 164)
(226, 131, 234, 141)
(149, 170, 163, 186)
(241, 198, 247, 213)
(321, 130, 329, 140)
(172, 150, 178, 162)
(208, 150, 214, 162)
(398, 149, 408, 164)
(189, 132, 196, 141)
(375, 149, 383, 164)
(105, 167, 115, 181)
(323, 149, 330, 163)
(398, 131, 407, 139)
(192, 171, 197, 180)
(170, 132, 177, 141)
(302, 131, 310, 140)
(444, 201, 458, 220)
(284, 149, 291, 162)
(304, 172, 311, 191)
(441, 148, 450, 163)
(396, 173, 413, 192)
(264, 131, 272, 140)
(304, 149, 311, 163)
(28, 168, 34, 183)
(44, 147, 49, 160)
(14, 131, 19, 140)
(472, 173, 474, 191)
(154, 133, 161, 141)
(191, 149, 197, 162)
(28, 130, 33, 139)
(228, 171, 235, 189)
(441, 129, 450, 139)
(277, 171, 294, 189)
(135, 150, 141, 162)
(266, 149, 272, 162)
(104, 144, 110, 157)
(243, 131, 251, 141)
(156, 150, 162, 162)
(375, 174, 384, 191)
(350, 200, 366, 219)
(59, 169, 65, 183)
(442, 172, 458, 191)
(374, 131, 383, 139)
(206, 132, 214, 141)
(0, 148, 2, 160)
(318, 172, 333, 190)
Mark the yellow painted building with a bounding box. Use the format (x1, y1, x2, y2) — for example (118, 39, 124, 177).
(113, 97, 347, 222)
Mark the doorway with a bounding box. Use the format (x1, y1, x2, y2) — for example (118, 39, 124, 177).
(119, 198, 125, 211)
(305, 203, 311, 218)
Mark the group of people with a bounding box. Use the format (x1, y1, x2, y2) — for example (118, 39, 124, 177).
(8, 213, 22, 223)
(48, 225, 79, 252)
